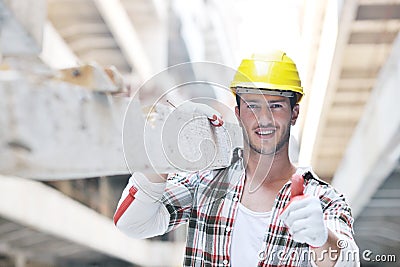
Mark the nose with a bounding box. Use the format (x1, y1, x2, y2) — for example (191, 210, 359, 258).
(255, 106, 274, 126)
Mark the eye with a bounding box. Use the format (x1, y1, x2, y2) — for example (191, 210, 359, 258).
(270, 103, 283, 109)
(247, 104, 260, 109)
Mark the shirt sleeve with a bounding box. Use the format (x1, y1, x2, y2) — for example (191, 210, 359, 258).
(332, 233, 360, 267)
(161, 172, 199, 232)
(310, 232, 360, 266)
(320, 188, 355, 241)
(114, 171, 199, 239)
(320, 186, 360, 266)
(114, 172, 170, 239)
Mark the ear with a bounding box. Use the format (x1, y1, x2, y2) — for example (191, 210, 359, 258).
(235, 106, 241, 123)
(291, 104, 300, 125)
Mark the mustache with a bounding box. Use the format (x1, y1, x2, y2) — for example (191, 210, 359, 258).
(253, 124, 275, 129)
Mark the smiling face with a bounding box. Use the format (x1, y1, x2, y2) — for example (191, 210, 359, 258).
(235, 93, 299, 156)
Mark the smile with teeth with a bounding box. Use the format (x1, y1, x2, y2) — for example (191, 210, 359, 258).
(255, 129, 275, 136)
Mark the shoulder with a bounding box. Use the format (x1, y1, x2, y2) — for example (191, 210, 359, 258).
(167, 170, 213, 185)
(166, 148, 244, 187)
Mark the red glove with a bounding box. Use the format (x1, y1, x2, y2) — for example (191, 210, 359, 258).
(280, 174, 306, 215)
(291, 174, 305, 199)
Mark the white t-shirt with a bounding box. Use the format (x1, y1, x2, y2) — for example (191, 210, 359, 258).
(231, 202, 271, 267)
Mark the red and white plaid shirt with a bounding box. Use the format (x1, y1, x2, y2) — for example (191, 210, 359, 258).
(115, 149, 356, 266)
(159, 155, 355, 266)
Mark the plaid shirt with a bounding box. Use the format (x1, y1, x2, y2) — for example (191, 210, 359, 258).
(161, 151, 355, 267)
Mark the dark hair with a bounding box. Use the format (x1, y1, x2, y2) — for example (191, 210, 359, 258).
(235, 92, 298, 111)
(235, 94, 241, 108)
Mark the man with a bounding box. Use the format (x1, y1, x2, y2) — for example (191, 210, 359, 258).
(114, 51, 359, 266)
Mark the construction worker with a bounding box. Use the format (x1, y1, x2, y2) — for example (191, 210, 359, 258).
(114, 51, 359, 266)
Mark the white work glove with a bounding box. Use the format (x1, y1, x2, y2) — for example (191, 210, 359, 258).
(280, 196, 328, 247)
(177, 101, 224, 127)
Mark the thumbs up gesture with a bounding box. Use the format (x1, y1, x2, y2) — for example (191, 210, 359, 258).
(279, 174, 328, 248)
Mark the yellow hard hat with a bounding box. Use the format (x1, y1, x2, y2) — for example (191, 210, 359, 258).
(230, 50, 304, 102)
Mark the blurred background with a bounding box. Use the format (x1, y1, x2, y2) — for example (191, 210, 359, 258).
(0, 0, 399, 266)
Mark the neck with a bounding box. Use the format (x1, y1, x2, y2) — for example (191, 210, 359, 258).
(243, 144, 296, 185)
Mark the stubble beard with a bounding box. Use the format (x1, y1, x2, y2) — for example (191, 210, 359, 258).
(246, 121, 292, 156)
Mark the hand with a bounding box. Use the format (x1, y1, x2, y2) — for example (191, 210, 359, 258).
(279, 196, 328, 247)
(177, 101, 224, 127)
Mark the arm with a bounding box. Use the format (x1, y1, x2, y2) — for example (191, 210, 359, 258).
(312, 230, 359, 267)
(313, 192, 359, 267)
(280, 175, 359, 266)
(115, 102, 223, 238)
(114, 172, 170, 239)
(114, 171, 197, 239)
